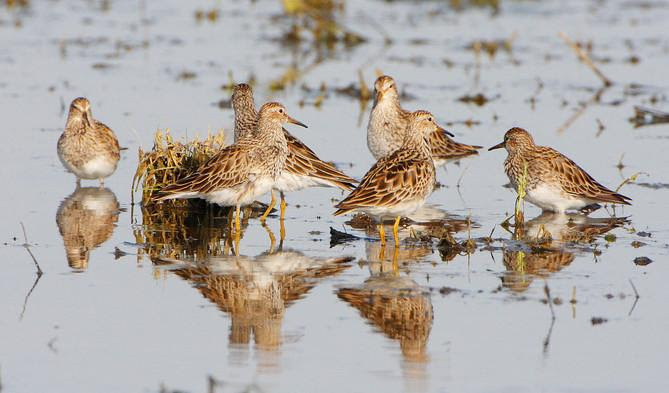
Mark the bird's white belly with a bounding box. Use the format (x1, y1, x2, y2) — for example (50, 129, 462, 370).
(525, 183, 588, 213)
(274, 172, 320, 193)
(274, 170, 342, 192)
(206, 177, 275, 207)
(78, 156, 117, 179)
(358, 198, 426, 221)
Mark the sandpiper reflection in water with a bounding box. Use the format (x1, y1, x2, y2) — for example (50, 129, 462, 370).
(157, 247, 353, 372)
(337, 254, 433, 388)
(56, 186, 120, 271)
(501, 212, 628, 292)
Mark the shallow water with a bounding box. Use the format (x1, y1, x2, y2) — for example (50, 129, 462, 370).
(1, 1, 668, 392)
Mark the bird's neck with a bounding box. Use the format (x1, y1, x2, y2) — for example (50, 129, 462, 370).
(65, 113, 87, 135)
(369, 95, 405, 131)
(402, 127, 432, 159)
(256, 119, 287, 147)
(233, 102, 258, 141)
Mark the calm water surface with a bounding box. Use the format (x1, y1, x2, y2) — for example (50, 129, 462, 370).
(1, 1, 668, 392)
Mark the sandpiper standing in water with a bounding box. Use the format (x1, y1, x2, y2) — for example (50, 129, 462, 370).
(334, 111, 439, 248)
(488, 127, 631, 213)
(368, 75, 481, 166)
(158, 102, 307, 245)
(57, 97, 120, 186)
(232, 83, 357, 221)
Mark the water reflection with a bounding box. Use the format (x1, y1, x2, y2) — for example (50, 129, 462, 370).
(343, 204, 474, 251)
(523, 212, 629, 244)
(133, 201, 279, 260)
(157, 249, 353, 371)
(56, 186, 120, 271)
(338, 248, 433, 388)
(501, 213, 628, 292)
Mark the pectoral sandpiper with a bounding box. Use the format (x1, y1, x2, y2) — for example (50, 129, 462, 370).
(158, 102, 307, 240)
(334, 111, 438, 247)
(368, 75, 481, 165)
(57, 97, 120, 186)
(232, 83, 357, 221)
(489, 127, 631, 213)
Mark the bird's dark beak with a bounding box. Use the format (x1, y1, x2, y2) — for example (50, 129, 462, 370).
(488, 141, 505, 151)
(437, 127, 455, 138)
(287, 115, 308, 128)
(83, 111, 94, 128)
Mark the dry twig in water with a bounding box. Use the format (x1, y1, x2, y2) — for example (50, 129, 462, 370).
(628, 279, 640, 316)
(559, 32, 612, 87)
(19, 222, 43, 320)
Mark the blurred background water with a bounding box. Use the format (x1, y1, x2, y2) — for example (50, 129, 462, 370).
(0, 1, 668, 392)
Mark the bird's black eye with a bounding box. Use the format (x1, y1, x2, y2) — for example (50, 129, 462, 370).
(428, 117, 432, 122)
(279, 108, 284, 113)
(389, 84, 394, 89)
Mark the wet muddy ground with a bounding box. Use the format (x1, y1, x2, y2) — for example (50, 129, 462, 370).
(1, 1, 668, 392)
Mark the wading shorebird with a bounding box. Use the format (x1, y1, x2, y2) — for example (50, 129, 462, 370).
(157, 102, 307, 246)
(57, 97, 120, 186)
(232, 83, 357, 221)
(368, 75, 481, 165)
(488, 127, 631, 213)
(334, 111, 438, 248)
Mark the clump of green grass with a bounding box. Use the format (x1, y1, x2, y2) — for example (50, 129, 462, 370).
(514, 160, 529, 231)
(132, 129, 226, 206)
(131, 128, 229, 261)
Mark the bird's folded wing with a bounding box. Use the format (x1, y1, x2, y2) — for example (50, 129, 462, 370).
(159, 144, 252, 197)
(429, 128, 481, 160)
(336, 156, 432, 211)
(542, 148, 631, 204)
(284, 131, 357, 189)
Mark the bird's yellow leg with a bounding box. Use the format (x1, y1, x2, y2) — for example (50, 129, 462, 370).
(235, 205, 241, 234)
(391, 246, 399, 275)
(280, 192, 287, 221)
(261, 220, 276, 253)
(378, 223, 386, 246)
(279, 216, 286, 247)
(260, 190, 276, 221)
(393, 216, 401, 248)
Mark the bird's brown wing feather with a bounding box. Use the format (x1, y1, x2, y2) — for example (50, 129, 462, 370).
(95, 121, 121, 159)
(539, 147, 631, 205)
(158, 144, 252, 198)
(429, 129, 481, 160)
(334, 152, 433, 215)
(284, 131, 357, 190)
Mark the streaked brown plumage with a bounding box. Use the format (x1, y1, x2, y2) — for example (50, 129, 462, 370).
(232, 83, 357, 220)
(57, 97, 120, 185)
(335, 110, 438, 247)
(368, 75, 481, 165)
(489, 127, 631, 213)
(158, 102, 306, 238)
